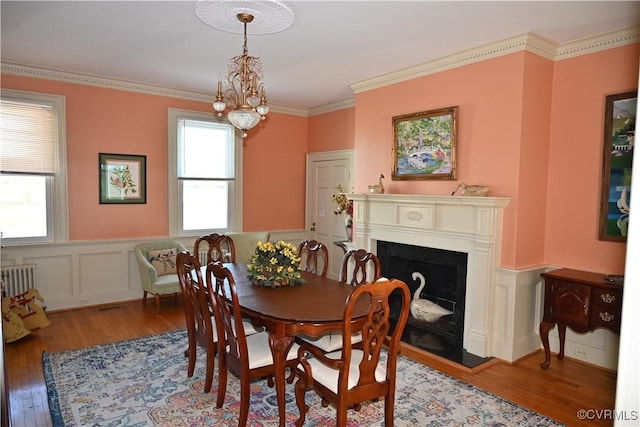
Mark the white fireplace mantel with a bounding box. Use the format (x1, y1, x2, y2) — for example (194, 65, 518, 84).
(349, 193, 511, 358)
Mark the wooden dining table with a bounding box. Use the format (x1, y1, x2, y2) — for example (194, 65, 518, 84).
(221, 263, 370, 427)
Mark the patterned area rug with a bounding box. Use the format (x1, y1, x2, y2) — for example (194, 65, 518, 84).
(43, 330, 564, 426)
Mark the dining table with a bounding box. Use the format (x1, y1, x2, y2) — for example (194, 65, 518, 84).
(220, 262, 370, 427)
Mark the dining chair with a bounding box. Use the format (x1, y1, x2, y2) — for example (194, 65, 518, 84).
(294, 278, 411, 427)
(194, 234, 262, 337)
(297, 240, 329, 277)
(207, 261, 300, 427)
(297, 249, 383, 353)
(193, 233, 236, 264)
(339, 249, 382, 286)
(175, 250, 217, 393)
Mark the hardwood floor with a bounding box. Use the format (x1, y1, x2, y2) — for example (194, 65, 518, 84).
(5, 299, 617, 427)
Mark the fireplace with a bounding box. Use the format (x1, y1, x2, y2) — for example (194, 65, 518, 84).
(349, 193, 511, 363)
(377, 241, 487, 366)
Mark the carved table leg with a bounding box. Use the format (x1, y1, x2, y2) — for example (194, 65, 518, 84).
(539, 321, 555, 369)
(268, 332, 295, 427)
(557, 323, 567, 360)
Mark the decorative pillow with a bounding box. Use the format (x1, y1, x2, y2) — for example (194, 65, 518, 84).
(147, 248, 178, 276)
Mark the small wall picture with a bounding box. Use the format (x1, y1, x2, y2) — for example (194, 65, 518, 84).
(99, 153, 147, 204)
(599, 91, 636, 241)
(392, 107, 458, 180)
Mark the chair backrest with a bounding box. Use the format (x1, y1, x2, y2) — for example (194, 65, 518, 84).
(297, 240, 329, 277)
(339, 249, 382, 286)
(206, 261, 249, 369)
(225, 231, 270, 263)
(339, 278, 411, 395)
(176, 251, 213, 345)
(194, 233, 236, 264)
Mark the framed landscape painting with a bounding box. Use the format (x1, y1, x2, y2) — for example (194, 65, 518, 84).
(392, 107, 458, 180)
(599, 91, 636, 241)
(99, 153, 147, 204)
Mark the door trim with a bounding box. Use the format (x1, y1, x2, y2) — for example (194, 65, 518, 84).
(305, 149, 355, 242)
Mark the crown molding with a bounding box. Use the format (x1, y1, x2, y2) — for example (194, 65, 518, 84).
(555, 26, 640, 60)
(0, 61, 214, 101)
(309, 98, 355, 116)
(0, 61, 308, 117)
(2, 26, 638, 116)
(350, 27, 639, 94)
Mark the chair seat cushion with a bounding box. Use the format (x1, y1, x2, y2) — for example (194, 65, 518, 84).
(303, 349, 387, 394)
(299, 331, 362, 353)
(239, 318, 262, 336)
(244, 332, 299, 369)
(150, 274, 182, 294)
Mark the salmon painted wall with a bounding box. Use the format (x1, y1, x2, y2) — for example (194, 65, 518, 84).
(241, 111, 308, 231)
(308, 107, 355, 152)
(514, 53, 554, 267)
(545, 44, 639, 274)
(0, 74, 308, 239)
(347, 44, 637, 270)
(352, 53, 530, 268)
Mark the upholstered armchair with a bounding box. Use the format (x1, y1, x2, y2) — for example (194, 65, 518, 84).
(225, 231, 270, 263)
(134, 240, 188, 313)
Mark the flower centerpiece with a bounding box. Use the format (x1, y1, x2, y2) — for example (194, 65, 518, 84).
(332, 184, 354, 240)
(247, 240, 306, 287)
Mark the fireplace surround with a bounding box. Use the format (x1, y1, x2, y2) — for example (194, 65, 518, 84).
(377, 241, 474, 365)
(350, 193, 511, 360)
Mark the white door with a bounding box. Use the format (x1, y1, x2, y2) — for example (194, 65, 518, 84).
(305, 150, 354, 280)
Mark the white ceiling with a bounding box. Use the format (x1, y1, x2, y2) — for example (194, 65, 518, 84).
(2, 1, 639, 112)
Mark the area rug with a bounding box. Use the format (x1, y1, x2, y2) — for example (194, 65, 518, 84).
(43, 330, 564, 426)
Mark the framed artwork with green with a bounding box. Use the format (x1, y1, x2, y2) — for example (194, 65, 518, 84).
(599, 91, 636, 241)
(99, 153, 147, 204)
(392, 107, 458, 180)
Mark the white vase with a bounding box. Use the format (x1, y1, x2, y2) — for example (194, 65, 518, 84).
(344, 215, 353, 241)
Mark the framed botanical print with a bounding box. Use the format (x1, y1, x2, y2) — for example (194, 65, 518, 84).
(99, 153, 147, 204)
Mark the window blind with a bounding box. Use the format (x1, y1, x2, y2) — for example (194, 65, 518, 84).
(0, 98, 56, 175)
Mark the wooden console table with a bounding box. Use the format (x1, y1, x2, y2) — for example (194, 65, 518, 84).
(539, 268, 623, 369)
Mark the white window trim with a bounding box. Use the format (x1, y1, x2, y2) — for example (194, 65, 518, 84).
(1, 89, 68, 244)
(167, 108, 243, 236)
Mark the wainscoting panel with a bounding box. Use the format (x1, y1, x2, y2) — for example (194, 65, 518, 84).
(494, 266, 620, 370)
(1, 229, 305, 312)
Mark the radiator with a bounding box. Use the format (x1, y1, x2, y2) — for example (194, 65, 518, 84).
(197, 249, 228, 265)
(198, 250, 208, 266)
(1, 264, 37, 296)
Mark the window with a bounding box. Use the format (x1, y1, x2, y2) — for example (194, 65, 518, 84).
(0, 90, 68, 244)
(168, 109, 242, 236)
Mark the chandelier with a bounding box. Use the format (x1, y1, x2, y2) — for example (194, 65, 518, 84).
(213, 13, 268, 138)
(195, 0, 294, 138)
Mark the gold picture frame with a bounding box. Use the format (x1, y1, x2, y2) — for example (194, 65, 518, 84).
(392, 107, 458, 180)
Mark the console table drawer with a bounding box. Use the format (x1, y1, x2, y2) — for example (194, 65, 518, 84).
(592, 289, 622, 309)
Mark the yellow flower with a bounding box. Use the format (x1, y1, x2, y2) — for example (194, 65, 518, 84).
(246, 240, 307, 288)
